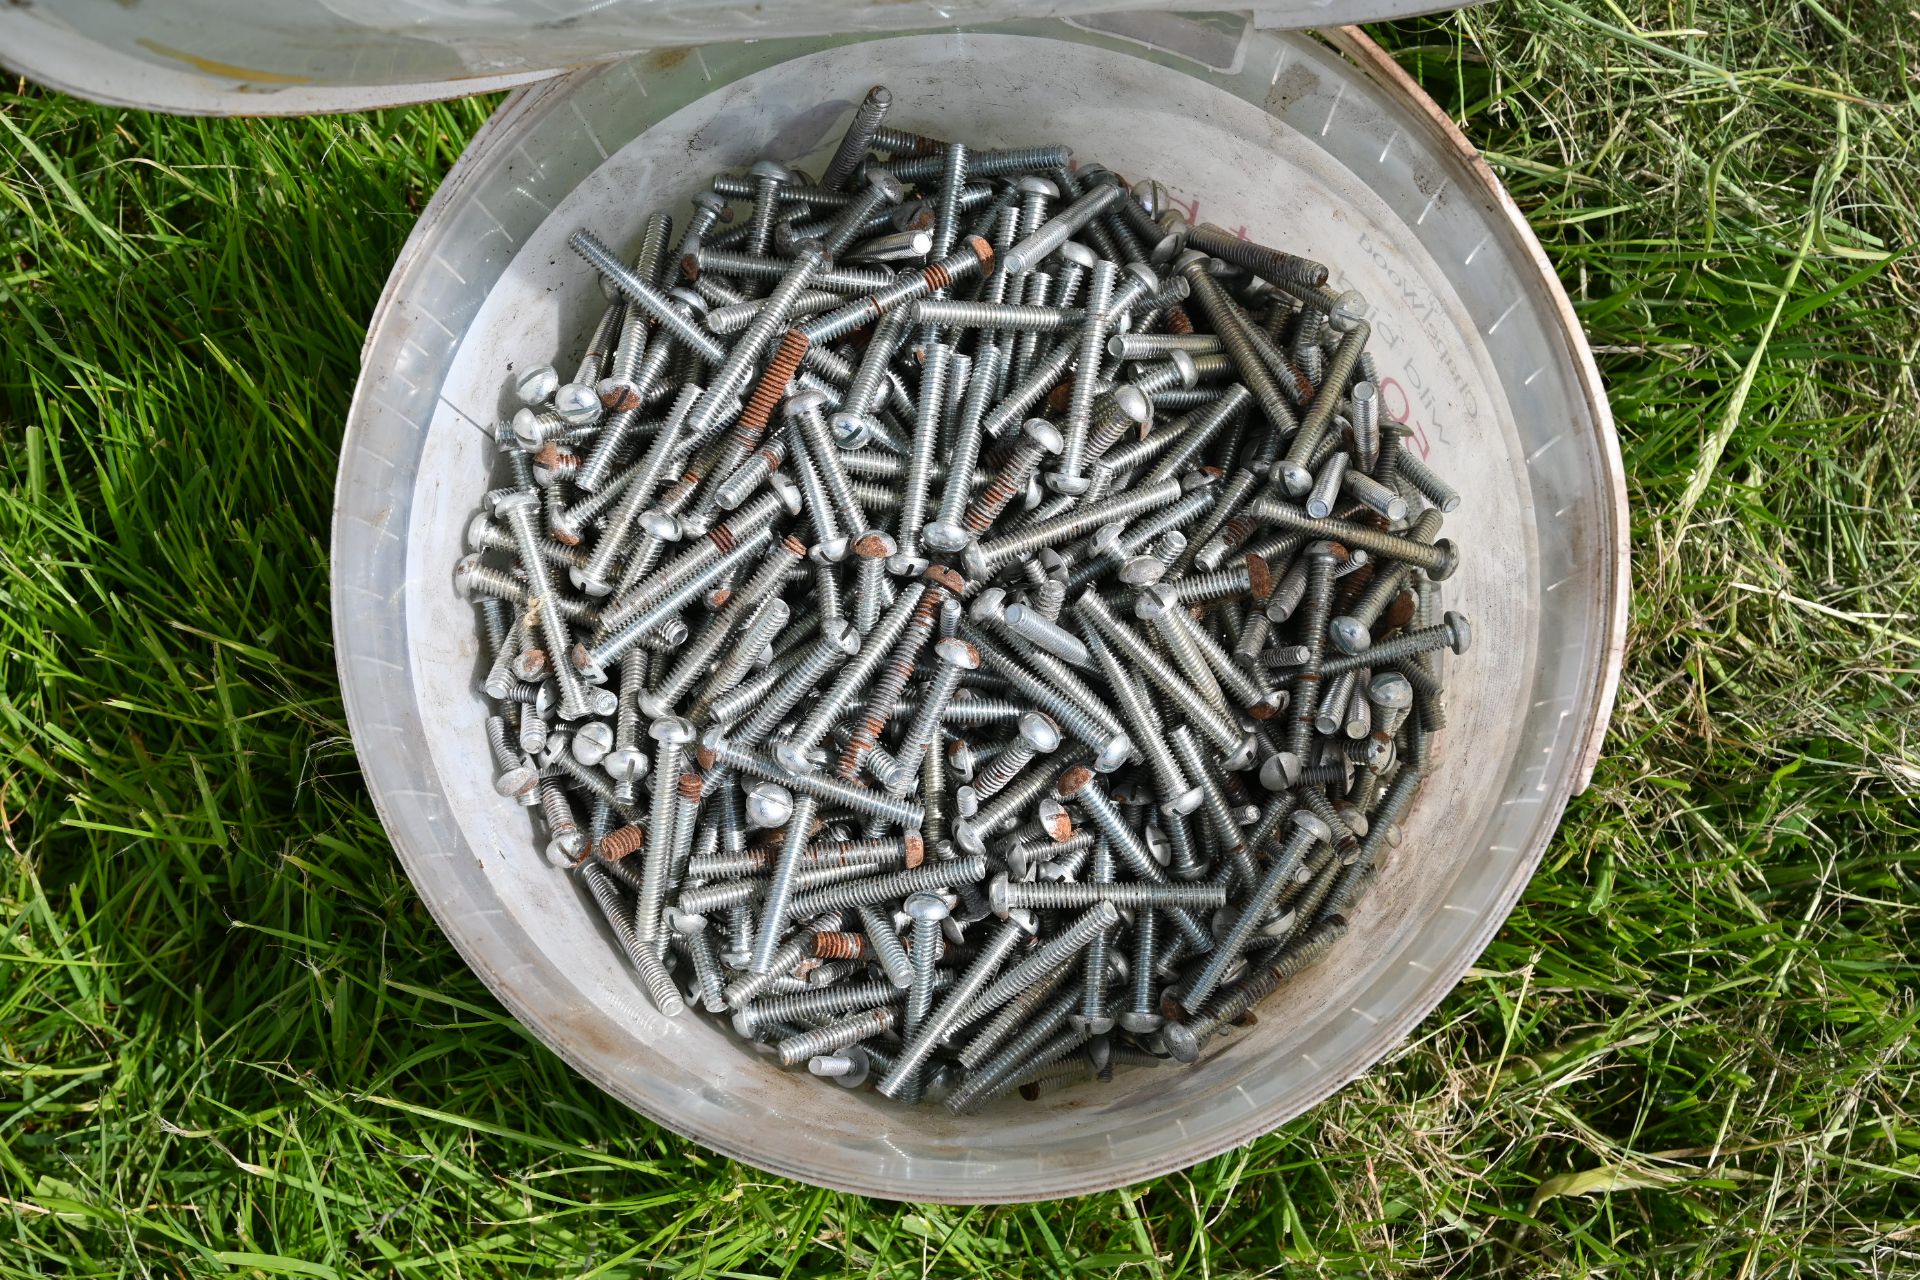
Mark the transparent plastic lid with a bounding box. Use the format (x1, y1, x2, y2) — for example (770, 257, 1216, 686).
(0, 0, 1474, 115)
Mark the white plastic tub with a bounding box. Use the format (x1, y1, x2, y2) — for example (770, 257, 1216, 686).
(321, 17, 1626, 1200)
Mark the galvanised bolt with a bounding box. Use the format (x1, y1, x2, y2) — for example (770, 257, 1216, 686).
(988, 874, 1227, 916)
(1317, 613, 1472, 677)
(891, 341, 952, 575)
(1246, 497, 1460, 581)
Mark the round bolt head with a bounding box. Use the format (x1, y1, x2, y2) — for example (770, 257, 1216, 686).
(1328, 616, 1372, 655)
(1161, 1021, 1200, 1064)
(493, 763, 538, 800)
(1443, 610, 1472, 653)
(552, 382, 601, 427)
(1369, 671, 1413, 711)
(1172, 247, 1210, 275)
(1043, 469, 1091, 497)
(829, 411, 876, 448)
(451, 553, 486, 599)
(771, 739, 812, 775)
(510, 406, 547, 450)
(1016, 174, 1060, 199)
(866, 169, 907, 203)
(1276, 460, 1315, 498)
(1123, 261, 1160, 296)
(934, 637, 981, 670)
(1117, 1009, 1164, 1035)
(514, 363, 559, 406)
(692, 189, 728, 215)
(951, 819, 985, 856)
(544, 837, 583, 867)
(1018, 419, 1066, 459)
(1294, 807, 1334, 844)
(1162, 786, 1206, 818)
(1111, 384, 1152, 430)
(1118, 554, 1166, 587)
(637, 508, 680, 541)
(956, 541, 989, 587)
(650, 716, 698, 747)
(1329, 288, 1370, 332)
(886, 551, 930, 578)
(767, 471, 804, 517)
(570, 719, 615, 766)
(602, 746, 646, 785)
(905, 890, 951, 924)
(810, 536, 851, 564)
(1129, 177, 1165, 217)
(1259, 751, 1303, 792)
(1018, 711, 1063, 753)
(945, 737, 975, 781)
(1058, 240, 1098, 271)
(664, 907, 708, 937)
(922, 518, 972, 553)
(1094, 733, 1134, 774)
(744, 781, 793, 829)
(747, 159, 793, 183)
(820, 618, 861, 658)
(782, 388, 829, 420)
(1089, 522, 1127, 561)
(985, 873, 1013, 918)
(1165, 348, 1199, 389)
(1418, 538, 1461, 582)
(1132, 583, 1179, 621)
(968, 586, 1009, 626)
(1068, 1012, 1116, 1037)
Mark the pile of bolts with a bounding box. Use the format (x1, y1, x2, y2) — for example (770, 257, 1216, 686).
(457, 85, 1470, 1111)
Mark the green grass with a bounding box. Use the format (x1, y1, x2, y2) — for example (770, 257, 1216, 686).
(2, 0, 1917, 1273)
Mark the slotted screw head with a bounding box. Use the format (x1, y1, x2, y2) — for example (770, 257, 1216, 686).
(493, 761, 538, 800)
(1018, 711, 1063, 753)
(1443, 610, 1473, 654)
(571, 720, 615, 766)
(650, 716, 698, 747)
(519, 365, 564, 410)
(904, 891, 951, 924)
(553, 381, 602, 426)
(1022, 417, 1065, 456)
(745, 780, 794, 829)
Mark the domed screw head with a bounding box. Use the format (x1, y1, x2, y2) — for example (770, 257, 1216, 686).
(986, 872, 1014, 919)
(514, 363, 559, 407)
(509, 406, 548, 451)
(552, 380, 602, 427)
(744, 780, 793, 830)
(570, 719, 615, 767)
(1164, 348, 1199, 388)
(602, 744, 647, 786)
(1426, 538, 1461, 582)
(923, 517, 972, 554)
(1117, 1009, 1164, 1035)
(451, 553, 488, 601)
(1016, 174, 1060, 202)
(1369, 671, 1413, 714)
(1442, 610, 1472, 654)
(828, 410, 877, 449)
(650, 716, 698, 750)
(1328, 288, 1370, 332)
(782, 387, 829, 422)
(493, 760, 539, 801)
(748, 159, 795, 185)
(1093, 732, 1134, 774)
(636, 507, 681, 543)
(1328, 614, 1372, 655)
(934, 636, 981, 672)
(968, 586, 1009, 628)
(904, 890, 951, 926)
(1017, 711, 1062, 754)
(1259, 750, 1303, 794)
(544, 837, 583, 868)
(1058, 240, 1098, 273)
(1118, 553, 1167, 587)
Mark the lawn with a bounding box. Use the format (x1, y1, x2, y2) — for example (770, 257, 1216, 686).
(2, 0, 1916, 1274)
